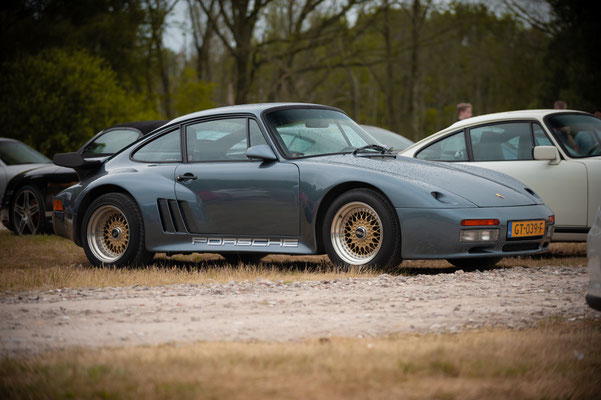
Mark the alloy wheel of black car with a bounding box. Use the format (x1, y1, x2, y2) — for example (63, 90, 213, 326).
(446, 257, 502, 270)
(82, 193, 154, 267)
(221, 252, 265, 265)
(324, 188, 403, 268)
(11, 185, 47, 235)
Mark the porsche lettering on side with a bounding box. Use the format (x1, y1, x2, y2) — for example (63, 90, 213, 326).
(52, 103, 554, 268)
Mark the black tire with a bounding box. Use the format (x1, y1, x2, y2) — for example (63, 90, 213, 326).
(81, 193, 154, 267)
(323, 188, 402, 268)
(221, 252, 265, 265)
(11, 185, 47, 235)
(447, 256, 502, 269)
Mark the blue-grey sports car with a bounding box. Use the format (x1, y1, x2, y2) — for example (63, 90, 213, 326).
(52, 103, 555, 268)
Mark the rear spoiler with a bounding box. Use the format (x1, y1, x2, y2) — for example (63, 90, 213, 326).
(53, 152, 105, 179)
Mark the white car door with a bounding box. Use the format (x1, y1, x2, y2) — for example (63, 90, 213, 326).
(468, 122, 587, 228)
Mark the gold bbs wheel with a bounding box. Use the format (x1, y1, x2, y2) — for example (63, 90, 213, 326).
(330, 201, 383, 265)
(87, 205, 130, 263)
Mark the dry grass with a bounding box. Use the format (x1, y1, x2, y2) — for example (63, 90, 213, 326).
(1, 319, 600, 399)
(0, 230, 587, 292)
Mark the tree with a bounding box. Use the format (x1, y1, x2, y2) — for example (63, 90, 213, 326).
(0, 49, 157, 156)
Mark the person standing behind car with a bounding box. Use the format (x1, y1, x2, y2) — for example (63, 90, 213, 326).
(457, 103, 472, 120)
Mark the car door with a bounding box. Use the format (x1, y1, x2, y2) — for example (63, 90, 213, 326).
(467, 121, 588, 228)
(174, 117, 300, 236)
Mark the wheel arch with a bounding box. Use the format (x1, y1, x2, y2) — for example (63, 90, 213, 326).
(313, 181, 393, 254)
(74, 184, 135, 246)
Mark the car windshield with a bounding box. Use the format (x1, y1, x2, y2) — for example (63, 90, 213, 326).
(264, 108, 380, 158)
(545, 114, 601, 158)
(0, 140, 50, 165)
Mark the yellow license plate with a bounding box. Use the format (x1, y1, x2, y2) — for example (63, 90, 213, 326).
(507, 220, 546, 238)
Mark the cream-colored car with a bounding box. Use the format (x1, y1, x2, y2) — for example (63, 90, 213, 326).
(401, 110, 601, 241)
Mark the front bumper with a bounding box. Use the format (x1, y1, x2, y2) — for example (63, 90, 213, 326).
(397, 204, 553, 259)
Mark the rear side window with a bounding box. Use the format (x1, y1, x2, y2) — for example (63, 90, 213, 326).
(416, 131, 468, 161)
(83, 129, 140, 155)
(470, 122, 533, 161)
(132, 129, 181, 162)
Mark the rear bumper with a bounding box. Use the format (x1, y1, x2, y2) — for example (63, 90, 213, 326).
(397, 204, 553, 260)
(52, 210, 75, 242)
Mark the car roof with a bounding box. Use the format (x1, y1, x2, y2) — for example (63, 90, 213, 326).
(165, 103, 340, 127)
(443, 109, 588, 131)
(107, 120, 168, 136)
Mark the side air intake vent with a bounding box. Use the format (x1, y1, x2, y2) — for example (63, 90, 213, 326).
(157, 199, 189, 233)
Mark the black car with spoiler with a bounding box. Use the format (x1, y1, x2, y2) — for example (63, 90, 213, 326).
(1, 120, 166, 235)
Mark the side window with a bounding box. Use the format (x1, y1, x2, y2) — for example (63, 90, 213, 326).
(470, 122, 533, 161)
(249, 119, 268, 147)
(416, 131, 467, 161)
(132, 129, 181, 162)
(533, 123, 553, 146)
(83, 129, 140, 155)
(186, 118, 247, 161)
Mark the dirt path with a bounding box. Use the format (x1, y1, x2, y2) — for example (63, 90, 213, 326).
(1, 266, 598, 356)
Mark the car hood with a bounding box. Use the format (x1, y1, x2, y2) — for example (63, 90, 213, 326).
(315, 154, 540, 207)
(18, 164, 77, 180)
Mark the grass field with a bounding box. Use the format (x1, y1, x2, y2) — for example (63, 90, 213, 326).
(1, 319, 600, 399)
(0, 231, 598, 399)
(0, 230, 587, 292)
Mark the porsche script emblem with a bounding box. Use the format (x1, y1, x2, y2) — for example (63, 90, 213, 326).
(495, 193, 504, 199)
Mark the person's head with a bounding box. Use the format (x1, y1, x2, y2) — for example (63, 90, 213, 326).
(457, 103, 472, 120)
(554, 100, 567, 110)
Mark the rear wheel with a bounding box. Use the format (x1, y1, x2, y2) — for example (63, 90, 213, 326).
(82, 193, 154, 267)
(11, 185, 47, 235)
(447, 256, 502, 269)
(323, 189, 402, 268)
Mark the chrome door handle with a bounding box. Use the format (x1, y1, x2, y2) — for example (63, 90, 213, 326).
(176, 173, 197, 182)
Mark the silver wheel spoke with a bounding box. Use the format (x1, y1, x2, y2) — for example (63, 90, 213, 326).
(17, 218, 27, 233)
(29, 203, 39, 216)
(14, 204, 25, 218)
(26, 218, 36, 233)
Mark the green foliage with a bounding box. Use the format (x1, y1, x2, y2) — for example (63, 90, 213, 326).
(172, 68, 215, 116)
(0, 49, 158, 156)
(541, 0, 601, 111)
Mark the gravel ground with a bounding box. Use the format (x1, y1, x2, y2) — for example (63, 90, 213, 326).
(1, 266, 599, 356)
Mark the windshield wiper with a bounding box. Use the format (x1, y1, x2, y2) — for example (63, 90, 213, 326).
(352, 144, 395, 156)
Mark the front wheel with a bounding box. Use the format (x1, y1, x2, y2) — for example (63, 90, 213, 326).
(81, 193, 154, 267)
(323, 188, 402, 268)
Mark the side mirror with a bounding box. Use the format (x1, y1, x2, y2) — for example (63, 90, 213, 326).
(533, 146, 560, 165)
(246, 145, 278, 161)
